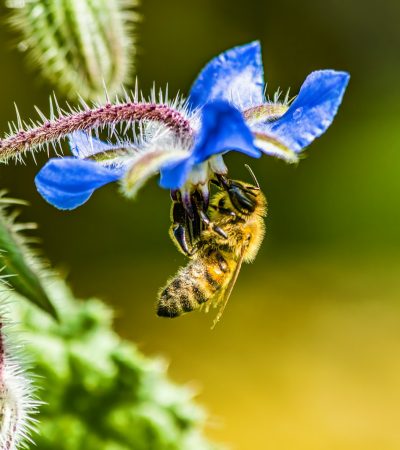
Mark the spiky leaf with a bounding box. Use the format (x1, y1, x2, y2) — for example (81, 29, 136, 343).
(0, 194, 57, 319)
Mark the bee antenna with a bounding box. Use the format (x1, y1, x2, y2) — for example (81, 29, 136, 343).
(244, 164, 260, 189)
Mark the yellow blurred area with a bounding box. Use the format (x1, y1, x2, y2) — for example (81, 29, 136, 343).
(74, 254, 400, 450)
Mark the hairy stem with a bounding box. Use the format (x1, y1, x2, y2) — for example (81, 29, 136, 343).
(0, 323, 23, 450)
(0, 308, 38, 450)
(0, 103, 194, 162)
(0, 324, 13, 450)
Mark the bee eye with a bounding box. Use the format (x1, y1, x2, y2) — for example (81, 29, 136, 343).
(229, 186, 256, 213)
(218, 198, 225, 208)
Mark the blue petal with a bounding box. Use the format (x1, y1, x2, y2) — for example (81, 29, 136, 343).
(159, 156, 192, 190)
(263, 70, 350, 152)
(35, 157, 124, 210)
(192, 100, 261, 162)
(189, 41, 264, 110)
(159, 101, 261, 190)
(69, 131, 117, 158)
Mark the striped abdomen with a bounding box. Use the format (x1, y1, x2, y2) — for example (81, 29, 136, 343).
(157, 251, 232, 318)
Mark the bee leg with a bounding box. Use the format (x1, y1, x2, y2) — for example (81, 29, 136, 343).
(181, 191, 194, 219)
(169, 186, 215, 256)
(170, 199, 195, 256)
(198, 183, 210, 210)
(171, 223, 193, 256)
(189, 191, 204, 245)
(214, 174, 231, 190)
(198, 210, 228, 239)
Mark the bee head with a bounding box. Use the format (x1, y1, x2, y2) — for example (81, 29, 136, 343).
(216, 175, 260, 215)
(212, 166, 266, 217)
(228, 181, 260, 214)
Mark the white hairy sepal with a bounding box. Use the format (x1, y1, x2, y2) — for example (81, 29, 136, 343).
(0, 315, 38, 449)
(208, 155, 228, 175)
(117, 98, 202, 198)
(174, 158, 219, 204)
(186, 163, 210, 186)
(121, 148, 188, 198)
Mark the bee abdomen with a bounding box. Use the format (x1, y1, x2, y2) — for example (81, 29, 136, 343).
(157, 260, 223, 318)
(157, 277, 207, 318)
(157, 290, 190, 318)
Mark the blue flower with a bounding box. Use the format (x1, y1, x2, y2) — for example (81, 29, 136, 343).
(160, 41, 349, 189)
(35, 133, 129, 209)
(35, 41, 349, 210)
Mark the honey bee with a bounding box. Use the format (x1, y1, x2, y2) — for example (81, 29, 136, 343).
(157, 167, 267, 326)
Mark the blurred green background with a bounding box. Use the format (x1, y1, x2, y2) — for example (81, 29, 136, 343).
(1, 0, 400, 448)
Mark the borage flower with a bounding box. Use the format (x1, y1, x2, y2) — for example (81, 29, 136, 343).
(35, 41, 349, 210)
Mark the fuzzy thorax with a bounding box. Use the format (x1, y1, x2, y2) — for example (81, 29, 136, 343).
(208, 182, 267, 262)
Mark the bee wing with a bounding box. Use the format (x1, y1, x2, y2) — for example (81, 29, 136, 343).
(211, 242, 248, 329)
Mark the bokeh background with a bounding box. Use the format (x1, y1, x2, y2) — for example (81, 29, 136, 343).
(1, 0, 400, 448)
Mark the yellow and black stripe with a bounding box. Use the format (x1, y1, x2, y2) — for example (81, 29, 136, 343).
(157, 251, 230, 318)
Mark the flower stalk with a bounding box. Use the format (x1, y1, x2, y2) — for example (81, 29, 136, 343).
(0, 315, 38, 450)
(0, 101, 193, 163)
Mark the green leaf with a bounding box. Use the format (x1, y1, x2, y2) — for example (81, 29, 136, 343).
(9, 278, 222, 450)
(0, 194, 58, 319)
